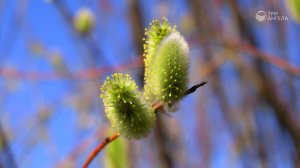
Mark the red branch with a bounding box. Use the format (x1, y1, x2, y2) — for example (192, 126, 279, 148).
(241, 42, 300, 76)
(0, 57, 142, 81)
(227, 40, 300, 77)
(82, 132, 120, 168)
(1, 44, 299, 81)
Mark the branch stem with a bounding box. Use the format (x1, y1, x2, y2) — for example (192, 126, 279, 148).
(82, 132, 120, 168)
(82, 81, 207, 168)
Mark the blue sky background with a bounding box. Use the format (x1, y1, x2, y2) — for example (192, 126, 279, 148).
(0, 0, 299, 168)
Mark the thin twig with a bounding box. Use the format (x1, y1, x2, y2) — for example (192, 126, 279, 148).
(184, 81, 208, 96)
(0, 57, 143, 81)
(82, 81, 207, 168)
(82, 132, 120, 168)
(0, 122, 17, 168)
(224, 39, 300, 77)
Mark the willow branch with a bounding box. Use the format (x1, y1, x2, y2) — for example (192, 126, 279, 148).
(82, 132, 120, 168)
(223, 39, 300, 77)
(82, 81, 207, 168)
(0, 57, 142, 81)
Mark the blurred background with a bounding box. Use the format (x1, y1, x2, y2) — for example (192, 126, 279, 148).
(0, 0, 300, 168)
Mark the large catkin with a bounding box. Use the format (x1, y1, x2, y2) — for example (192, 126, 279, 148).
(143, 18, 176, 101)
(144, 19, 189, 109)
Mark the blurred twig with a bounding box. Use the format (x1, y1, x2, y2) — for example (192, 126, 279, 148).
(1, 39, 298, 81)
(225, 1, 300, 166)
(0, 57, 142, 81)
(0, 0, 28, 63)
(225, 40, 300, 77)
(53, 0, 108, 65)
(188, 1, 240, 166)
(128, 0, 145, 84)
(0, 122, 17, 168)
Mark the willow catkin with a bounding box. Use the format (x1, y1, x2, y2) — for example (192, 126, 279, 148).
(144, 19, 189, 109)
(100, 73, 155, 139)
(73, 7, 95, 36)
(143, 18, 176, 101)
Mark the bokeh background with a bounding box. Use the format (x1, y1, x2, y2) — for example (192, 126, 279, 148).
(1, 0, 300, 168)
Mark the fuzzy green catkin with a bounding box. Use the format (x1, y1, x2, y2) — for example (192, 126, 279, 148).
(100, 73, 155, 139)
(148, 32, 189, 107)
(143, 18, 176, 100)
(143, 17, 176, 70)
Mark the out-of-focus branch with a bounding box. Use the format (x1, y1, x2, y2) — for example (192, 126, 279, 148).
(128, 0, 144, 55)
(53, 0, 108, 65)
(128, 0, 145, 84)
(0, 0, 28, 63)
(224, 39, 300, 77)
(188, 1, 243, 167)
(225, 1, 300, 166)
(0, 123, 17, 168)
(153, 116, 173, 168)
(0, 57, 142, 81)
(2, 42, 299, 81)
(258, 66, 300, 160)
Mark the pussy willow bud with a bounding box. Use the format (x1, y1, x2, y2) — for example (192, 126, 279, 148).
(73, 7, 95, 36)
(100, 73, 155, 139)
(147, 32, 189, 108)
(144, 18, 189, 109)
(143, 18, 176, 100)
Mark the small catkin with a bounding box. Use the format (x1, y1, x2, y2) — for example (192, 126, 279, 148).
(100, 73, 155, 139)
(73, 7, 95, 36)
(149, 32, 189, 108)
